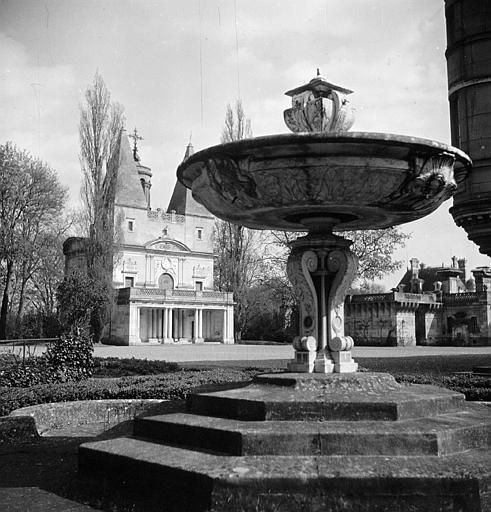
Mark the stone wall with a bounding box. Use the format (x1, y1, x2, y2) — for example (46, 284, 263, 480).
(395, 310, 416, 346)
(441, 292, 491, 346)
(345, 299, 397, 346)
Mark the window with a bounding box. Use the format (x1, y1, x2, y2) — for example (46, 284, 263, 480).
(127, 219, 134, 232)
(195, 281, 203, 291)
(196, 227, 203, 240)
(125, 276, 134, 288)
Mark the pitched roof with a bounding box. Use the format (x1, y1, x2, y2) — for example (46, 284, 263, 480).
(397, 266, 467, 293)
(167, 143, 213, 218)
(114, 131, 148, 209)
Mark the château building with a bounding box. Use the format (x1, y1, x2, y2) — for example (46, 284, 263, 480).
(345, 257, 491, 347)
(64, 132, 235, 345)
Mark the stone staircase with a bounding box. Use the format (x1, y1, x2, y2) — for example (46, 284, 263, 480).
(79, 373, 491, 512)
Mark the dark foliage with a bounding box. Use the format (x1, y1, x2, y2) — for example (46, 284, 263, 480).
(57, 269, 110, 335)
(44, 328, 94, 382)
(0, 329, 94, 387)
(0, 368, 258, 416)
(92, 357, 179, 377)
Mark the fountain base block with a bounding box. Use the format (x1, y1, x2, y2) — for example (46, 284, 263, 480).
(79, 373, 491, 511)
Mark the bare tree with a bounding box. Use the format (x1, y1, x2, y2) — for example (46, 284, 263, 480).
(214, 100, 264, 340)
(0, 142, 67, 339)
(77, 72, 125, 341)
(221, 100, 252, 143)
(214, 219, 268, 339)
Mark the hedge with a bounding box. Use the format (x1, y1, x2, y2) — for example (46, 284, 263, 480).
(1, 368, 489, 417)
(0, 368, 258, 416)
(393, 373, 491, 402)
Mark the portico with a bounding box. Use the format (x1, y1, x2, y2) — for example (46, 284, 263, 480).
(139, 306, 233, 343)
(113, 287, 234, 345)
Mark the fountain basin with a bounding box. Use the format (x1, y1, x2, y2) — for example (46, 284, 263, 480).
(177, 132, 471, 231)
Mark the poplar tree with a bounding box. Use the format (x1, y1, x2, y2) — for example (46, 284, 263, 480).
(77, 72, 125, 341)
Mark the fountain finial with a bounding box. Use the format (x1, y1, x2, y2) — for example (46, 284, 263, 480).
(284, 74, 355, 133)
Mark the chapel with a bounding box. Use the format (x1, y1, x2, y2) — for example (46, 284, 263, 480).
(63, 131, 235, 345)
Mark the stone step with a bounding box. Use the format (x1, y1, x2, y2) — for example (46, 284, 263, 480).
(134, 405, 491, 456)
(78, 437, 491, 512)
(187, 382, 465, 421)
(79, 437, 215, 512)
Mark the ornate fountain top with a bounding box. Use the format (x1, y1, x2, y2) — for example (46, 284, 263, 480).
(284, 71, 355, 133)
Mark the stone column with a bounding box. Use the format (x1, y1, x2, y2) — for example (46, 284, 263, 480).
(128, 304, 141, 345)
(168, 308, 174, 341)
(146, 309, 151, 341)
(162, 308, 169, 343)
(164, 308, 165, 340)
(194, 309, 203, 343)
(223, 307, 234, 344)
(148, 309, 158, 343)
(222, 309, 227, 341)
(205, 311, 210, 338)
(228, 307, 234, 343)
(286, 225, 358, 373)
(180, 309, 185, 338)
(157, 309, 162, 340)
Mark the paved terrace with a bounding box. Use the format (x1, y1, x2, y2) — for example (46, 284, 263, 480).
(2, 341, 490, 362)
(90, 343, 491, 362)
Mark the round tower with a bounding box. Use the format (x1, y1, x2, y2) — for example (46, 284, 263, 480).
(445, 0, 491, 256)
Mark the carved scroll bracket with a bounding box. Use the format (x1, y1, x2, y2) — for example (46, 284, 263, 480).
(287, 233, 358, 374)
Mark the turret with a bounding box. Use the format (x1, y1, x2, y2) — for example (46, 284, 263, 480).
(445, 0, 491, 256)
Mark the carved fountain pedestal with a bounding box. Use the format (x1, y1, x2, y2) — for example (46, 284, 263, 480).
(286, 222, 358, 373)
(78, 75, 490, 512)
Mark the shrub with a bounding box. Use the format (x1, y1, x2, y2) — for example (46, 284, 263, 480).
(0, 368, 259, 416)
(0, 354, 52, 387)
(92, 357, 179, 377)
(57, 269, 112, 341)
(45, 328, 94, 382)
(394, 373, 491, 401)
(0, 328, 94, 387)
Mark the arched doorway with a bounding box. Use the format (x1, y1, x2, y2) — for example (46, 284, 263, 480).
(158, 273, 174, 290)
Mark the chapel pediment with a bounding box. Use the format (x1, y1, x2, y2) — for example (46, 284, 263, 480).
(145, 238, 191, 252)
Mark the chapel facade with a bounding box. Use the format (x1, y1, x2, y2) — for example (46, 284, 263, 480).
(64, 132, 234, 345)
(345, 257, 491, 347)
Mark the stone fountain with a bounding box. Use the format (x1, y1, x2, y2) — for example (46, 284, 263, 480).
(79, 76, 490, 512)
(177, 73, 469, 375)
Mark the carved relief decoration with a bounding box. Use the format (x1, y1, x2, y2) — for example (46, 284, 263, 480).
(122, 258, 138, 274)
(156, 257, 177, 276)
(147, 209, 185, 223)
(252, 165, 399, 208)
(381, 152, 457, 213)
(327, 248, 358, 340)
(192, 264, 208, 278)
(327, 249, 358, 309)
(199, 156, 258, 210)
(146, 239, 190, 252)
(287, 249, 318, 340)
(284, 90, 355, 134)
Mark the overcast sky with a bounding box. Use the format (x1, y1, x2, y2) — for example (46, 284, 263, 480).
(1, 0, 489, 287)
